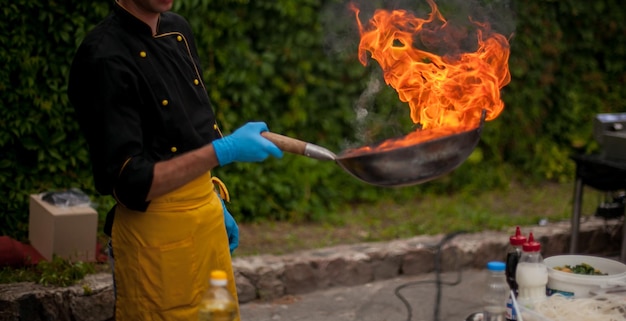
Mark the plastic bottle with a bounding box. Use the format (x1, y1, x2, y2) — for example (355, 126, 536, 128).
(505, 227, 526, 321)
(198, 270, 237, 321)
(483, 261, 510, 321)
(515, 232, 548, 307)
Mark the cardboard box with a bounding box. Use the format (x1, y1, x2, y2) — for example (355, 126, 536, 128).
(28, 194, 98, 262)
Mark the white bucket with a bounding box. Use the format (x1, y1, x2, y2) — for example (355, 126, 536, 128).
(544, 255, 626, 298)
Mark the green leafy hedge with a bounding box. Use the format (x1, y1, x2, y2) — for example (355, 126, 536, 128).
(0, 1, 113, 239)
(1, 0, 624, 240)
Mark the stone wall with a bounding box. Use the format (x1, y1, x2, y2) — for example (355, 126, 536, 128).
(0, 218, 622, 321)
(0, 273, 114, 321)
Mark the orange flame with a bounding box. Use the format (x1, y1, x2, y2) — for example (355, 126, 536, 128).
(348, 0, 510, 152)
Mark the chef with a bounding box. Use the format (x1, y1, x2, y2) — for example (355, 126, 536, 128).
(68, 0, 283, 320)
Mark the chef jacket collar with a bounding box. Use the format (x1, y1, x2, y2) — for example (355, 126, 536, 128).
(114, 0, 159, 36)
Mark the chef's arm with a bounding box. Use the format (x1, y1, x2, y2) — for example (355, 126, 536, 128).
(146, 122, 283, 201)
(146, 143, 219, 201)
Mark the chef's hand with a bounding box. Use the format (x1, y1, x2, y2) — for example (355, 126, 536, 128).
(212, 122, 283, 166)
(220, 198, 239, 254)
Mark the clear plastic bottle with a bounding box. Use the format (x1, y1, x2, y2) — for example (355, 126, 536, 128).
(505, 226, 526, 321)
(515, 232, 548, 307)
(198, 270, 237, 321)
(483, 261, 510, 321)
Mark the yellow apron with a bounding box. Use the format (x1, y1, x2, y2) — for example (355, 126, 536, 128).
(112, 172, 240, 321)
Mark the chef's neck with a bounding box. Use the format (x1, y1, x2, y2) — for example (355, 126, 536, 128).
(117, 0, 164, 35)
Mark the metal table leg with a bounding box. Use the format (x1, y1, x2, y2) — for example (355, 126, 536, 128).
(621, 217, 626, 262)
(570, 178, 583, 254)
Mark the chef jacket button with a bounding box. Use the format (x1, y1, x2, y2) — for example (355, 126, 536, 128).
(139, 51, 147, 58)
(161, 99, 169, 106)
(193, 79, 199, 85)
(177, 35, 183, 42)
(171, 147, 178, 153)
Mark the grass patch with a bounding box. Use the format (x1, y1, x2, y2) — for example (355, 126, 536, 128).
(0, 255, 97, 286)
(234, 181, 600, 257)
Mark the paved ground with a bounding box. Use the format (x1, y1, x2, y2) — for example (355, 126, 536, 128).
(240, 269, 485, 321)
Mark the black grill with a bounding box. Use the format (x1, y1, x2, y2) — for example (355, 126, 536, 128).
(570, 113, 626, 257)
(594, 113, 626, 161)
(587, 113, 626, 218)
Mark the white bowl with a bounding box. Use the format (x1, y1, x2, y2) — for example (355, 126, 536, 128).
(543, 255, 626, 298)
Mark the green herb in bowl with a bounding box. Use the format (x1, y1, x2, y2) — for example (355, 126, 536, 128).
(554, 263, 607, 275)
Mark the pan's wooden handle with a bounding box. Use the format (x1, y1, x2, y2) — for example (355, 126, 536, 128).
(261, 131, 307, 155)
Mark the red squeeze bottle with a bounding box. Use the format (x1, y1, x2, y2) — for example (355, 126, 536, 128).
(505, 227, 526, 321)
(505, 227, 526, 295)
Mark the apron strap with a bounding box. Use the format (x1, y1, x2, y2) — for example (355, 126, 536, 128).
(211, 176, 230, 202)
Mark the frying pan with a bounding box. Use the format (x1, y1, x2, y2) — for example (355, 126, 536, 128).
(262, 111, 486, 187)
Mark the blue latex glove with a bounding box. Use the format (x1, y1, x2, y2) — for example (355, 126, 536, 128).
(212, 122, 283, 166)
(220, 198, 239, 254)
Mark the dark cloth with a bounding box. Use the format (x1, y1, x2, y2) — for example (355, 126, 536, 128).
(68, 3, 220, 211)
(104, 204, 116, 237)
(0, 236, 45, 267)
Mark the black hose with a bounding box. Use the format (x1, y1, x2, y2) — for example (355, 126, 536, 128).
(394, 231, 466, 321)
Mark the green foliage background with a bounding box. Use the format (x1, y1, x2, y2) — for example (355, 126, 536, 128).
(1, 0, 624, 240)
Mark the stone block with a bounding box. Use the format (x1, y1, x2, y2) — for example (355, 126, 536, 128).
(284, 261, 319, 295)
(401, 246, 435, 275)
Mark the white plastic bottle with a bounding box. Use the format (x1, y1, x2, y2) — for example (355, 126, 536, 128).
(483, 261, 510, 321)
(199, 270, 237, 321)
(515, 232, 548, 307)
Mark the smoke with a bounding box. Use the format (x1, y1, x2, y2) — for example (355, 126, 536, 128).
(319, 2, 357, 58)
(321, 0, 516, 61)
(350, 72, 383, 147)
(346, 0, 516, 37)
(345, 68, 414, 149)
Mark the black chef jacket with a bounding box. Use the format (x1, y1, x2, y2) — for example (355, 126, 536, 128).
(68, 2, 221, 212)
